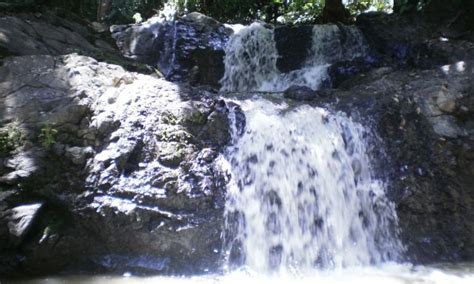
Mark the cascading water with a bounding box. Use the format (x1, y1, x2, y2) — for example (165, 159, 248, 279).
(220, 23, 368, 93)
(220, 21, 403, 274)
(222, 100, 403, 273)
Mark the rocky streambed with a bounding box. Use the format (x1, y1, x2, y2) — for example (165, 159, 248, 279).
(0, 8, 473, 278)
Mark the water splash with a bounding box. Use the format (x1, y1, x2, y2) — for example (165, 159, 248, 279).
(223, 98, 403, 273)
(220, 24, 369, 93)
(220, 23, 279, 92)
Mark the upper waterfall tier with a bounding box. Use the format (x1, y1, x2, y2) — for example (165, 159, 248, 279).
(220, 23, 369, 93)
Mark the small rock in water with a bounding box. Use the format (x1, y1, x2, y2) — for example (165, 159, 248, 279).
(283, 85, 318, 101)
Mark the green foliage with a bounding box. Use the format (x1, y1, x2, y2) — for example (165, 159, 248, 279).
(7, 0, 471, 24)
(0, 122, 26, 156)
(103, 0, 165, 23)
(170, 0, 393, 24)
(282, 0, 324, 24)
(345, 0, 392, 14)
(38, 124, 58, 149)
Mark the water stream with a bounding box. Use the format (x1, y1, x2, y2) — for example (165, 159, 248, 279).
(218, 21, 402, 274)
(222, 98, 402, 273)
(220, 23, 368, 92)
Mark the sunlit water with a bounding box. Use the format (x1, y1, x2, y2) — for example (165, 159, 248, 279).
(220, 23, 368, 92)
(8, 263, 474, 284)
(221, 98, 402, 272)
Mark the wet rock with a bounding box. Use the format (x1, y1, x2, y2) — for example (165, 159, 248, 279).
(283, 85, 318, 101)
(437, 98, 456, 113)
(357, 13, 474, 68)
(0, 54, 233, 276)
(274, 25, 314, 72)
(0, 11, 120, 61)
(323, 56, 474, 264)
(65, 146, 94, 166)
(429, 116, 464, 138)
(6, 203, 43, 240)
(111, 12, 231, 87)
(0, 149, 45, 184)
(327, 57, 378, 88)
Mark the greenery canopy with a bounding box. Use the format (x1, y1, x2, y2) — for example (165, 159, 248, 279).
(1, 0, 472, 25)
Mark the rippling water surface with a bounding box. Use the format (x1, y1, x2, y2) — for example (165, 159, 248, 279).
(8, 263, 474, 284)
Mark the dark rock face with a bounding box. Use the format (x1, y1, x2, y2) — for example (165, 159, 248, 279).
(335, 14, 474, 263)
(320, 58, 474, 263)
(327, 56, 378, 88)
(283, 85, 318, 101)
(111, 12, 231, 88)
(274, 25, 314, 73)
(356, 13, 474, 68)
(0, 54, 241, 276)
(0, 10, 117, 59)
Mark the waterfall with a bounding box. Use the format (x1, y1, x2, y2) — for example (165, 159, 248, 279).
(219, 21, 402, 273)
(220, 23, 369, 93)
(222, 99, 403, 273)
(220, 23, 280, 92)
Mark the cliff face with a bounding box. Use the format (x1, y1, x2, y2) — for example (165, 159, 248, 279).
(0, 53, 239, 276)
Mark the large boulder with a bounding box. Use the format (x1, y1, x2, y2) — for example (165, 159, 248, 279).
(356, 13, 474, 68)
(0, 54, 240, 276)
(0, 10, 116, 58)
(111, 12, 231, 88)
(283, 85, 319, 101)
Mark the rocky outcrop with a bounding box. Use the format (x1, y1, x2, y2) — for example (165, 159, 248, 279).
(317, 58, 474, 263)
(274, 25, 314, 73)
(0, 54, 239, 276)
(111, 12, 231, 88)
(314, 13, 474, 263)
(0, 10, 112, 57)
(283, 85, 319, 101)
(111, 15, 377, 90)
(0, 9, 147, 73)
(356, 12, 474, 68)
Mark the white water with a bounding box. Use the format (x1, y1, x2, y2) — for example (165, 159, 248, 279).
(15, 263, 474, 283)
(220, 23, 368, 92)
(221, 98, 402, 273)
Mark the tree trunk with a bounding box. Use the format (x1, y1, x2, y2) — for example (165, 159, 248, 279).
(322, 0, 350, 24)
(393, 0, 419, 13)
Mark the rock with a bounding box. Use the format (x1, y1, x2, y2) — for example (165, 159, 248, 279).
(357, 13, 474, 68)
(0, 149, 44, 184)
(0, 53, 235, 276)
(429, 116, 464, 138)
(7, 203, 43, 239)
(323, 58, 474, 264)
(327, 57, 378, 87)
(437, 98, 456, 113)
(274, 25, 314, 72)
(111, 12, 231, 87)
(283, 85, 318, 101)
(0, 12, 96, 57)
(65, 146, 94, 166)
